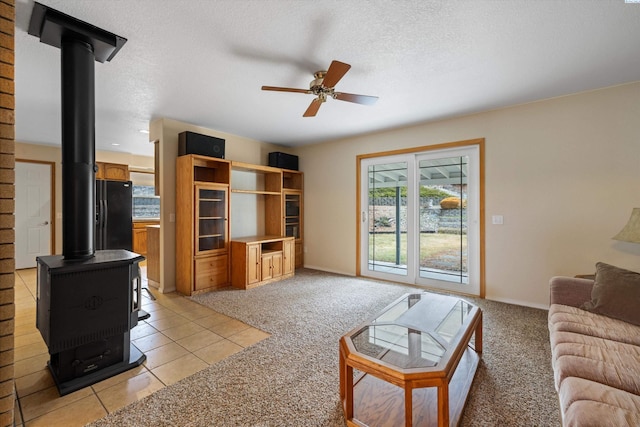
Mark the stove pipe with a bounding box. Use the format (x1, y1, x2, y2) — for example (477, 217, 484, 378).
(27, 2, 127, 260)
(61, 38, 95, 260)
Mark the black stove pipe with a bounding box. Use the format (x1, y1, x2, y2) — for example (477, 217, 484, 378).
(28, 1, 127, 260)
(61, 38, 95, 260)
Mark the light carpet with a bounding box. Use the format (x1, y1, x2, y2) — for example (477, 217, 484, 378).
(89, 269, 560, 426)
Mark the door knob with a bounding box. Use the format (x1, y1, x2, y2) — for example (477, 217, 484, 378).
(38, 221, 49, 226)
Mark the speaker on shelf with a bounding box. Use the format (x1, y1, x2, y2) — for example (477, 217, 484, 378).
(178, 131, 225, 159)
(268, 152, 298, 171)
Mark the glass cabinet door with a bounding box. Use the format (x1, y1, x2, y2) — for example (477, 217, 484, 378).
(284, 192, 301, 239)
(195, 185, 228, 253)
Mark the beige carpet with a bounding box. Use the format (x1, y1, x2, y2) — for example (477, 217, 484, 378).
(89, 269, 560, 426)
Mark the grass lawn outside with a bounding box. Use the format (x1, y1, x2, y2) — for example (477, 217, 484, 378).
(369, 232, 468, 272)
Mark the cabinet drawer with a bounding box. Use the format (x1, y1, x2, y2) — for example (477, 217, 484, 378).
(194, 255, 228, 290)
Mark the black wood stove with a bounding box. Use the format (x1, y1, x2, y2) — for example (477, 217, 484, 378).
(36, 251, 145, 395)
(28, 3, 146, 395)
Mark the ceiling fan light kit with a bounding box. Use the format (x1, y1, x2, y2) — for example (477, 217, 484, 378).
(262, 60, 378, 117)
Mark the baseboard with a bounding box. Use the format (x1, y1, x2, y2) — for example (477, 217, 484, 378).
(300, 265, 355, 277)
(486, 296, 549, 310)
(300, 266, 550, 310)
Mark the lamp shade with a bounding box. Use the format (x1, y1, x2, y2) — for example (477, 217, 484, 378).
(613, 208, 640, 243)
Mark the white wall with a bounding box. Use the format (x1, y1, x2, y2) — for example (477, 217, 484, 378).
(296, 82, 640, 308)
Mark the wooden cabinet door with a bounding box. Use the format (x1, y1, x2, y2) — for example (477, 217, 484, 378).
(195, 184, 228, 255)
(261, 254, 272, 281)
(262, 251, 282, 280)
(103, 163, 129, 181)
(247, 244, 261, 285)
(272, 251, 283, 278)
(132, 228, 147, 255)
(283, 240, 294, 274)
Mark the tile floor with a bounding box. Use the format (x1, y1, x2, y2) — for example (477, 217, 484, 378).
(13, 266, 270, 426)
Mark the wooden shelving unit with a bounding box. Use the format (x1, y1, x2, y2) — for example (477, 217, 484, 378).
(176, 155, 303, 295)
(176, 154, 231, 296)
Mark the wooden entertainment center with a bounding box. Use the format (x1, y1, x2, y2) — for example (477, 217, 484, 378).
(230, 235, 295, 289)
(175, 154, 303, 296)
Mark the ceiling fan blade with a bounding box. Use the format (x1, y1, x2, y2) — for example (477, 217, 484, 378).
(321, 60, 351, 88)
(262, 86, 311, 94)
(333, 92, 379, 105)
(303, 98, 322, 117)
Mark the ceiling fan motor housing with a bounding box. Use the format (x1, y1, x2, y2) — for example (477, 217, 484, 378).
(310, 71, 332, 100)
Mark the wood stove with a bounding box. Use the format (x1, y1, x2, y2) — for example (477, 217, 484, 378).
(36, 250, 144, 395)
(28, 3, 146, 395)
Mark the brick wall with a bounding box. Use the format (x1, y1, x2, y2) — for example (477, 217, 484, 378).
(0, 0, 14, 425)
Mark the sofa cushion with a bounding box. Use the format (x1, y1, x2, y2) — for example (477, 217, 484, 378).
(563, 400, 640, 427)
(549, 304, 640, 347)
(551, 331, 640, 364)
(559, 377, 640, 418)
(553, 344, 640, 395)
(581, 262, 640, 326)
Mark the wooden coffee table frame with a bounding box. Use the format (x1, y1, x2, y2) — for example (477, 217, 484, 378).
(339, 294, 483, 427)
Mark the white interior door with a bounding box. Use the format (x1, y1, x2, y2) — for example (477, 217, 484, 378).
(16, 161, 52, 269)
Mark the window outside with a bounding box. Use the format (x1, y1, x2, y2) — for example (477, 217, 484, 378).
(131, 171, 159, 219)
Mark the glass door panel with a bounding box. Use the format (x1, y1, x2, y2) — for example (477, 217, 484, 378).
(418, 156, 469, 284)
(364, 161, 409, 277)
(284, 192, 301, 239)
(196, 186, 227, 253)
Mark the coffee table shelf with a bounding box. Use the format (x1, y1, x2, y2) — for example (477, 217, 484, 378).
(339, 292, 482, 427)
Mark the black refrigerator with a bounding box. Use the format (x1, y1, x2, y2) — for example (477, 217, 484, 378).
(96, 180, 133, 251)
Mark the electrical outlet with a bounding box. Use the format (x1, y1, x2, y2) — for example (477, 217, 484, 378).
(492, 215, 504, 225)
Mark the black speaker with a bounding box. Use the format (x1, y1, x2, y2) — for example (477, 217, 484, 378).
(268, 152, 298, 171)
(179, 131, 225, 159)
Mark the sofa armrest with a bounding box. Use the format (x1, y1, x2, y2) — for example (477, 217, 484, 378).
(550, 276, 594, 308)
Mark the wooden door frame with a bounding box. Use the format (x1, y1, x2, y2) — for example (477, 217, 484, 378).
(355, 138, 486, 298)
(16, 159, 56, 255)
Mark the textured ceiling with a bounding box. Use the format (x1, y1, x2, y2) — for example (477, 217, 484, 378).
(14, 0, 640, 157)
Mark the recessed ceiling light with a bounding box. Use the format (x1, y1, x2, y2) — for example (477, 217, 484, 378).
(111, 143, 120, 146)
(139, 129, 149, 134)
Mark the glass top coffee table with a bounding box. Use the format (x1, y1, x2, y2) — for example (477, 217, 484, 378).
(339, 292, 482, 427)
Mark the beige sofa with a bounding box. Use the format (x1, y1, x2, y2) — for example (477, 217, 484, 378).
(549, 265, 640, 426)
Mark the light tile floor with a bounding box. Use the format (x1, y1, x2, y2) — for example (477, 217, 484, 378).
(13, 266, 270, 427)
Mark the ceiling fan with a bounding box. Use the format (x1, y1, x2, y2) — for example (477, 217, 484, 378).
(261, 60, 378, 117)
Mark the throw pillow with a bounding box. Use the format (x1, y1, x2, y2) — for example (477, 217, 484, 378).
(582, 262, 640, 326)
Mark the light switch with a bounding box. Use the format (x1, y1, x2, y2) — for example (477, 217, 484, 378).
(169, 213, 175, 223)
(492, 215, 504, 225)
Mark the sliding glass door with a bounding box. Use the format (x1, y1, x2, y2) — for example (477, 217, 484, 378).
(360, 145, 481, 296)
(361, 157, 415, 281)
